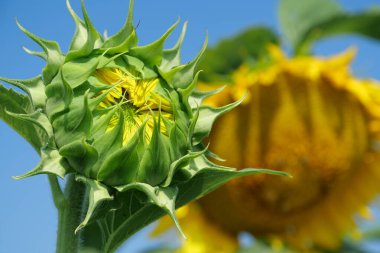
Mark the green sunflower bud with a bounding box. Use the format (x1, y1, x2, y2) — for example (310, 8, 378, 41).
(0, 0, 286, 250)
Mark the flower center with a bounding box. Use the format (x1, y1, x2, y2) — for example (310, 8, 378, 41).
(95, 68, 172, 144)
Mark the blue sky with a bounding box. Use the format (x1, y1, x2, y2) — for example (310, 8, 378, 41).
(1, 0, 380, 252)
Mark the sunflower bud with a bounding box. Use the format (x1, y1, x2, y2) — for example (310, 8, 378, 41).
(0, 0, 285, 239)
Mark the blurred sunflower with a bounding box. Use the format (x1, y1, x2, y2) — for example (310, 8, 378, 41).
(153, 46, 380, 252)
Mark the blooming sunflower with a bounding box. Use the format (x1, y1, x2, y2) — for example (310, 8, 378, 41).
(154, 46, 380, 252)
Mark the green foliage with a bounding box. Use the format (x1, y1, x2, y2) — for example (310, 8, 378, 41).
(0, 83, 45, 152)
(279, 0, 380, 55)
(197, 27, 279, 82)
(278, 0, 342, 50)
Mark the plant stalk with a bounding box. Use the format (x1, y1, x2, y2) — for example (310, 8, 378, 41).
(56, 174, 86, 253)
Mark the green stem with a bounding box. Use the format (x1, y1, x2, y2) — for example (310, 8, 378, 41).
(48, 175, 65, 209)
(56, 174, 86, 253)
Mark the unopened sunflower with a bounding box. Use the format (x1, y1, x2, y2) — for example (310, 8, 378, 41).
(0, 1, 287, 251)
(154, 46, 380, 252)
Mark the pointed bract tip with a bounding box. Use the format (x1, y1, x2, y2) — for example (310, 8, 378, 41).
(167, 210, 187, 240)
(128, 0, 135, 19)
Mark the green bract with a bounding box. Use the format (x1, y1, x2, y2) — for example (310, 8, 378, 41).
(1, 1, 286, 251)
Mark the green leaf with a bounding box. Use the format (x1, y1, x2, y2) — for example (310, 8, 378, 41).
(295, 11, 380, 55)
(197, 27, 279, 82)
(279, 0, 380, 54)
(0, 83, 45, 152)
(75, 176, 113, 233)
(95, 167, 287, 253)
(278, 0, 342, 49)
(0, 76, 46, 109)
(5, 110, 53, 146)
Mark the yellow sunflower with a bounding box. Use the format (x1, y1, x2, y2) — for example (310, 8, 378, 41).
(154, 46, 380, 252)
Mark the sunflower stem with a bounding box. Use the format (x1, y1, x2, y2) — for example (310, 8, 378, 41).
(48, 175, 65, 209)
(56, 174, 86, 253)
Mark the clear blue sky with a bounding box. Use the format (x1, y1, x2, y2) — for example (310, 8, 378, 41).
(1, 0, 380, 252)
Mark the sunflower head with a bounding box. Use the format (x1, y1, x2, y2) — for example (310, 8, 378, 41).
(159, 46, 380, 252)
(0, 0, 275, 236)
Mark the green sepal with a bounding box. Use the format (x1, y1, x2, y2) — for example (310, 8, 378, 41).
(97, 122, 147, 185)
(62, 56, 99, 88)
(139, 116, 172, 186)
(104, 30, 138, 55)
(192, 96, 244, 145)
(91, 107, 118, 139)
(102, 0, 137, 53)
(160, 22, 188, 71)
(188, 86, 225, 109)
(65, 0, 101, 62)
(162, 146, 208, 187)
(0, 76, 46, 109)
(122, 55, 157, 79)
(129, 19, 180, 67)
(92, 108, 124, 162)
(204, 148, 226, 162)
(167, 118, 188, 159)
(66, 0, 87, 51)
(121, 55, 145, 75)
(16, 21, 63, 84)
(13, 149, 69, 179)
(97, 53, 126, 69)
(187, 106, 199, 144)
(115, 183, 185, 238)
(52, 91, 93, 147)
(23, 46, 47, 60)
(97, 118, 172, 186)
(178, 70, 202, 114)
(75, 175, 113, 234)
(67, 91, 93, 135)
(45, 72, 73, 120)
(59, 139, 99, 178)
(170, 36, 207, 89)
